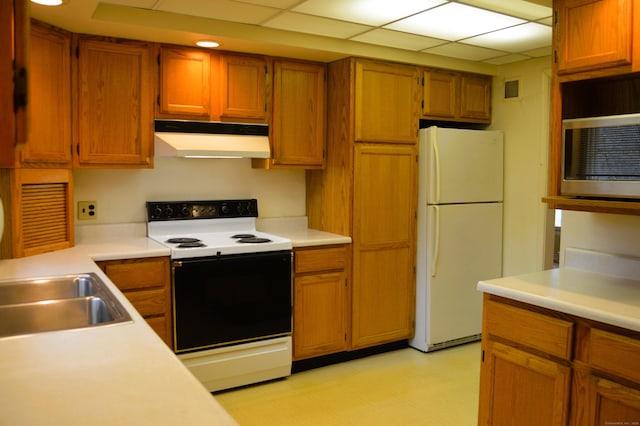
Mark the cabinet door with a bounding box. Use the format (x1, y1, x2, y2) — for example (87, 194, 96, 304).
(270, 60, 325, 168)
(479, 341, 571, 426)
(76, 37, 154, 167)
(355, 60, 419, 143)
(21, 23, 72, 167)
(422, 69, 457, 119)
(220, 53, 267, 121)
(556, 0, 632, 74)
(459, 73, 491, 122)
(294, 272, 346, 360)
(351, 144, 417, 349)
(158, 46, 210, 117)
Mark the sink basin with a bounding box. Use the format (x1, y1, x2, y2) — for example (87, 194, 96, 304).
(0, 275, 98, 305)
(0, 273, 132, 338)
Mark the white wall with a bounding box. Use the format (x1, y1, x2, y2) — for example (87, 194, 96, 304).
(560, 211, 640, 262)
(491, 56, 554, 276)
(73, 157, 306, 225)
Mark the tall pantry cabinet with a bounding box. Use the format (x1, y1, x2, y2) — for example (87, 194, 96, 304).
(307, 58, 419, 350)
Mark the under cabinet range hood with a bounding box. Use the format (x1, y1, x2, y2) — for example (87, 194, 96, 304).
(154, 120, 270, 158)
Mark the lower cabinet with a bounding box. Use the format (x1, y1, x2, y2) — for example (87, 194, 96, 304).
(96, 256, 172, 348)
(479, 294, 640, 426)
(293, 245, 348, 360)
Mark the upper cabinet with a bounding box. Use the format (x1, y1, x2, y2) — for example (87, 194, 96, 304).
(158, 46, 211, 118)
(19, 21, 72, 168)
(555, 0, 634, 75)
(354, 59, 420, 143)
(75, 36, 155, 168)
(0, 0, 28, 166)
(254, 59, 326, 169)
(422, 68, 492, 123)
(219, 53, 268, 121)
(546, 0, 640, 214)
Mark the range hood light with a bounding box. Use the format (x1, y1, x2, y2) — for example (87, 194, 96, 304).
(31, 0, 67, 5)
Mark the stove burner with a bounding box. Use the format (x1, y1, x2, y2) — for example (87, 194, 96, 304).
(177, 242, 207, 248)
(231, 234, 256, 239)
(166, 237, 202, 244)
(237, 237, 272, 244)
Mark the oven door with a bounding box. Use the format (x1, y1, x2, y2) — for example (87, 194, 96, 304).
(172, 250, 292, 353)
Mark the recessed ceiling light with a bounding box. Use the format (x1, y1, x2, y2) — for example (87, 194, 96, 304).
(31, 0, 67, 6)
(196, 41, 220, 48)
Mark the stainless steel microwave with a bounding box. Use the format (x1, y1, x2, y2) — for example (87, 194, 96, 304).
(562, 113, 640, 199)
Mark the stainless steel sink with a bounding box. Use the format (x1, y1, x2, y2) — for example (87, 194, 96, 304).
(0, 273, 132, 338)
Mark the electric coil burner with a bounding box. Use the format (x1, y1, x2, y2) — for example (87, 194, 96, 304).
(146, 199, 293, 392)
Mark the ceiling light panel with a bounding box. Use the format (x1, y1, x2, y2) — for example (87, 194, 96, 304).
(156, 0, 280, 24)
(292, 0, 446, 26)
(351, 28, 446, 51)
(386, 2, 526, 41)
(463, 22, 551, 52)
(100, 0, 157, 7)
(263, 12, 372, 38)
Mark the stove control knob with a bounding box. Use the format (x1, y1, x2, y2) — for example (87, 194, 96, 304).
(221, 204, 230, 215)
(181, 206, 190, 217)
(153, 206, 163, 218)
(165, 206, 174, 217)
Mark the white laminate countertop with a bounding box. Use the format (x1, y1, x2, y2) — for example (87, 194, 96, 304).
(0, 218, 350, 425)
(477, 264, 640, 333)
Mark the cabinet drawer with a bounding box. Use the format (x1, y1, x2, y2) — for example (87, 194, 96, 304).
(589, 328, 640, 383)
(485, 299, 574, 360)
(101, 257, 169, 291)
(295, 246, 346, 273)
(123, 288, 168, 317)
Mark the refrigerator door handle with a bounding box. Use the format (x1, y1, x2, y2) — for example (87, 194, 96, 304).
(431, 205, 440, 277)
(433, 136, 441, 204)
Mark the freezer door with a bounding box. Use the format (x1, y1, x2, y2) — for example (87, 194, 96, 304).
(425, 202, 503, 347)
(421, 127, 503, 204)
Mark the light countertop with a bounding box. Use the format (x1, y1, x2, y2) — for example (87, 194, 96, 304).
(477, 249, 640, 332)
(0, 218, 350, 425)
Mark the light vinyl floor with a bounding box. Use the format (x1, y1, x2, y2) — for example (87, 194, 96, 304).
(215, 342, 481, 425)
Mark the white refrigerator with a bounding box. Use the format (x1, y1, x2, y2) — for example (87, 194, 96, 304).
(410, 126, 503, 352)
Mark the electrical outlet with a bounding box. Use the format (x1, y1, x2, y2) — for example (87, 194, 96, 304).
(78, 201, 97, 220)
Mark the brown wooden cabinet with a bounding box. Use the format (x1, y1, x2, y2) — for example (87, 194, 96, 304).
(254, 59, 326, 169)
(545, 0, 640, 214)
(75, 36, 155, 168)
(158, 46, 211, 118)
(96, 256, 172, 347)
(219, 53, 268, 121)
(19, 21, 72, 167)
(555, 0, 633, 75)
(479, 294, 640, 426)
(307, 57, 418, 351)
(354, 59, 420, 143)
(0, 168, 74, 259)
(422, 68, 491, 123)
(0, 0, 29, 166)
(293, 245, 348, 360)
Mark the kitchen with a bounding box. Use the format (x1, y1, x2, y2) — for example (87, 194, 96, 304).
(2, 0, 640, 424)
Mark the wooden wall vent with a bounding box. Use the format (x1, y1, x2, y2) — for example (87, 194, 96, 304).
(21, 182, 69, 251)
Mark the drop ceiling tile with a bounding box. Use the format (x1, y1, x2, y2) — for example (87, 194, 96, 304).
(263, 12, 372, 39)
(521, 46, 552, 57)
(463, 22, 551, 53)
(386, 2, 526, 41)
(234, 0, 301, 8)
(537, 16, 553, 25)
(483, 53, 531, 65)
(424, 42, 505, 61)
(292, 0, 446, 26)
(156, 0, 280, 24)
(100, 0, 158, 8)
(351, 29, 446, 51)
(461, 0, 552, 20)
